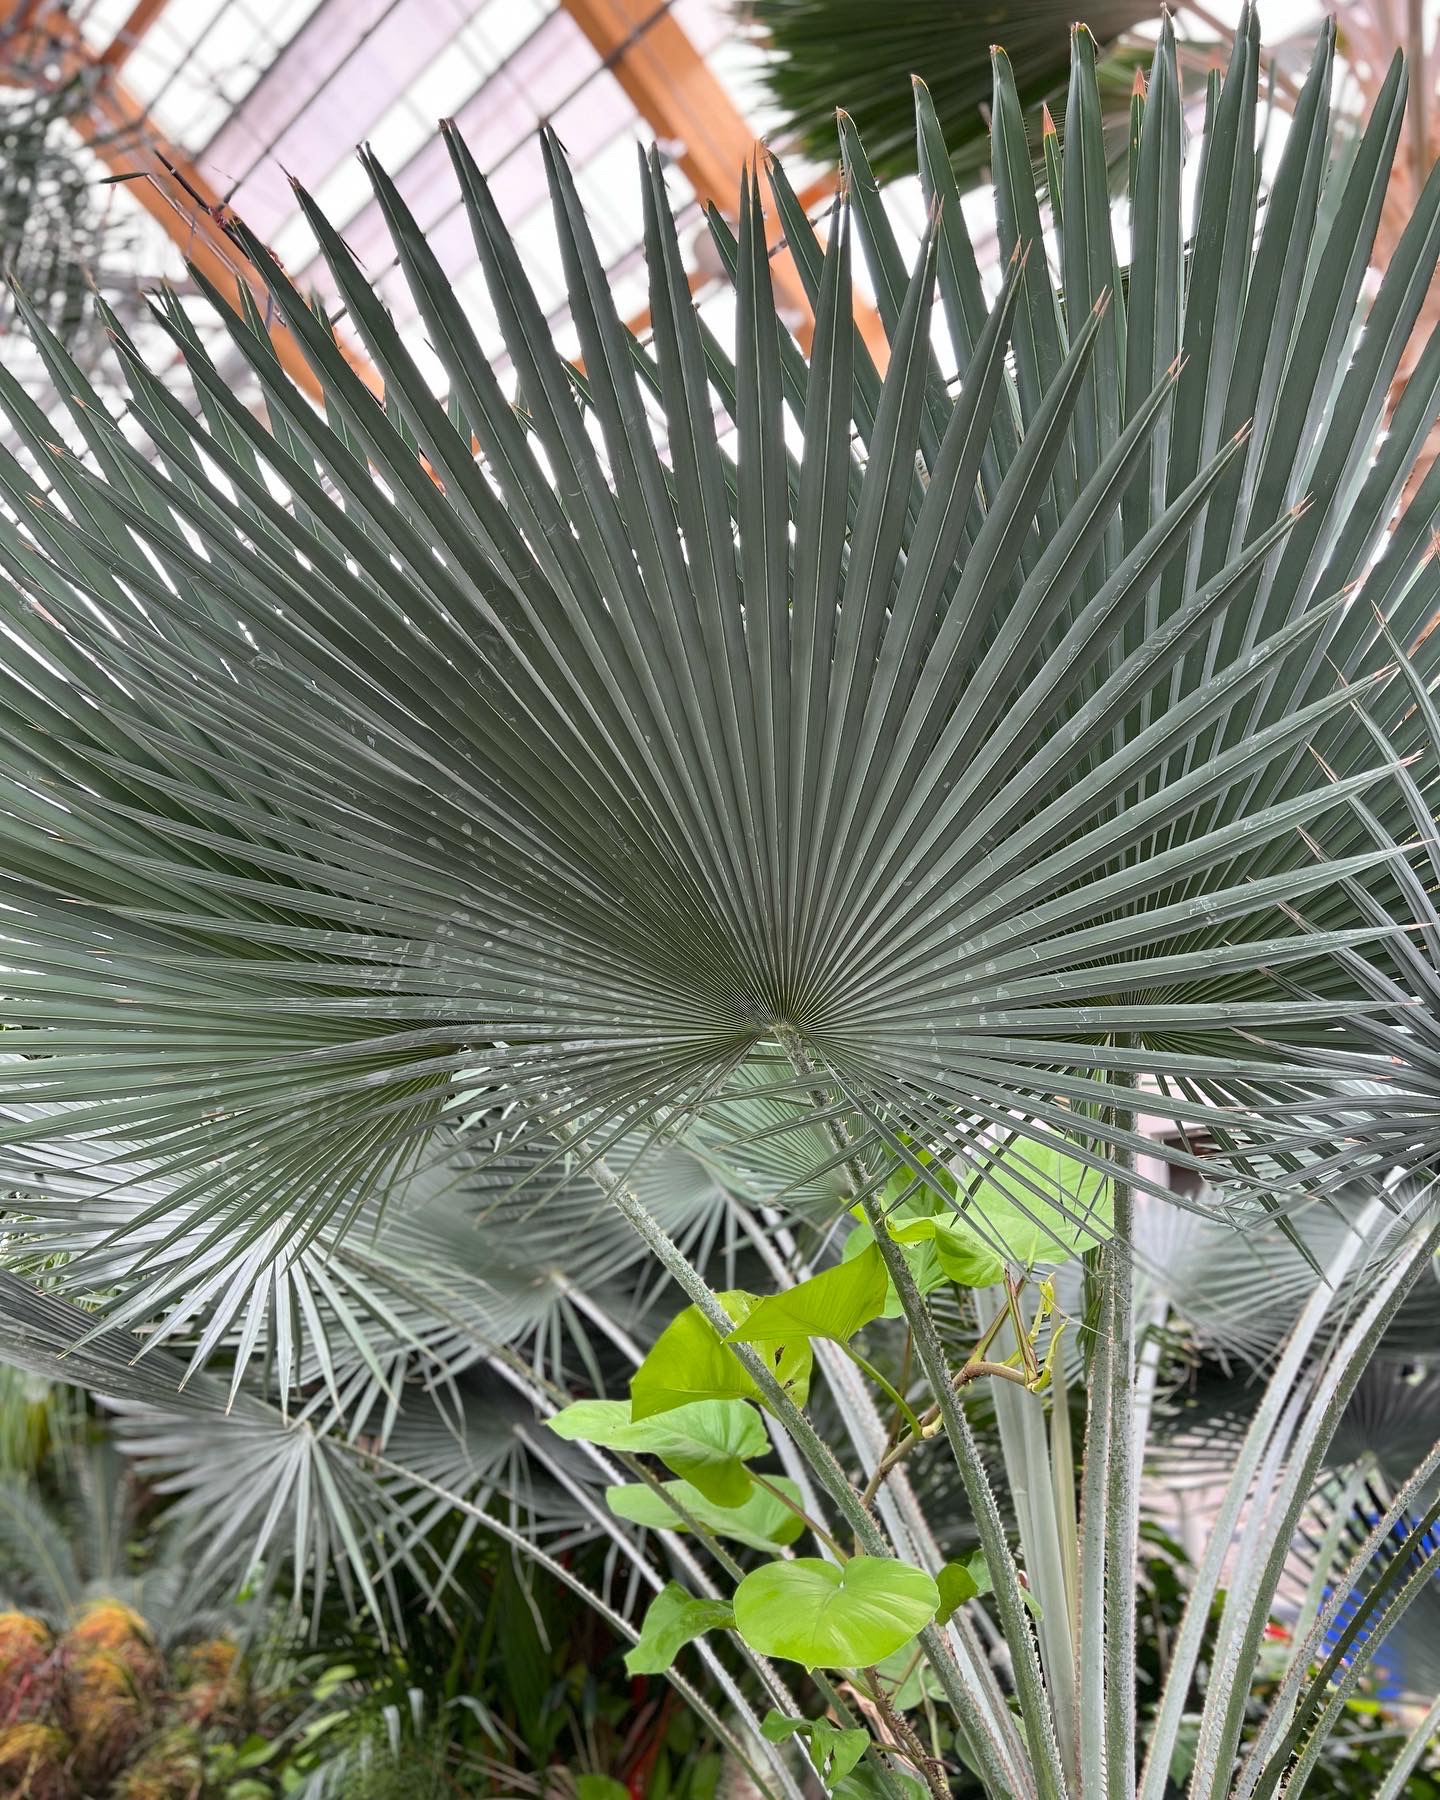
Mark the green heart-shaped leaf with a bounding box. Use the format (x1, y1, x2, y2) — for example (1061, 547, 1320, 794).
(879, 1139, 1111, 1270)
(605, 1477, 807, 1551)
(733, 1554, 939, 1667)
(935, 1557, 982, 1623)
(548, 1396, 766, 1506)
(841, 1222, 948, 1317)
(760, 1712, 869, 1788)
(886, 1214, 1005, 1288)
(725, 1244, 889, 1346)
(962, 1141, 1113, 1265)
(630, 1291, 812, 1421)
(624, 1582, 734, 1675)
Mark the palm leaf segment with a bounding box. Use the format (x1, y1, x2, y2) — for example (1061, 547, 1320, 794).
(0, 8, 1437, 1298)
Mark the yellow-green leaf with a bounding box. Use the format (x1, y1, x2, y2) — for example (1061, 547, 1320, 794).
(630, 1290, 812, 1421)
(725, 1245, 889, 1346)
(624, 1582, 734, 1674)
(605, 1477, 807, 1551)
(547, 1396, 766, 1506)
(733, 1555, 939, 1667)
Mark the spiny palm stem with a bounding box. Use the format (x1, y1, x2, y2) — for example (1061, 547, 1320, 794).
(591, 1142, 1030, 1799)
(1103, 1073, 1138, 1800)
(773, 1024, 1066, 1800)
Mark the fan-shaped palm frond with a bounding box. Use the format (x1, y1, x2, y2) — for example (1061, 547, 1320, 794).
(0, 12, 1435, 1290)
(1123, 1179, 1440, 1365)
(0, 1275, 405, 1619)
(1242, 635, 1440, 1177)
(0, 59, 140, 340)
(1117, 1178, 1440, 1504)
(0, 1274, 597, 1643)
(0, 1096, 737, 1407)
(1330, 1365, 1440, 1493)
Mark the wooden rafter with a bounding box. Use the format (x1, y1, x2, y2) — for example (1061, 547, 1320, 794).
(78, 98, 366, 403)
(96, 0, 170, 73)
(2, 2, 886, 416)
(560, 0, 888, 362)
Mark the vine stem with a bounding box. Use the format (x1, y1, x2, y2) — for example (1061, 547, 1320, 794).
(749, 1468, 849, 1558)
(774, 1026, 1067, 1800)
(864, 1666, 952, 1800)
(860, 1357, 1040, 1507)
(358, 1446, 796, 1800)
(593, 1140, 1029, 1800)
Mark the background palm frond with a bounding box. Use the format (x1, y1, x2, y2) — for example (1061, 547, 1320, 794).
(742, 0, 1164, 184)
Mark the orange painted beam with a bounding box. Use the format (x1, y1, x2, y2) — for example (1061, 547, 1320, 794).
(97, 0, 171, 72)
(6, 3, 889, 424)
(561, 0, 887, 362)
(74, 96, 357, 404)
(560, 0, 819, 338)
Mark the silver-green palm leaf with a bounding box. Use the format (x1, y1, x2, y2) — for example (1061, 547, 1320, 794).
(0, 6, 1436, 1286)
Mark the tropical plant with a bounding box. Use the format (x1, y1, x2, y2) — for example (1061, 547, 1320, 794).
(2, 4, 1440, 1799)
(746, 0, 1440, 483)
(0, 1588, 281, 1800)
(0, 1428, 298, 1798)
(743, 0, 1167, 184)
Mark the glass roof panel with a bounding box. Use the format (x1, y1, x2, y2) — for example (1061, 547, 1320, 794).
(20, 0, 841, 434)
